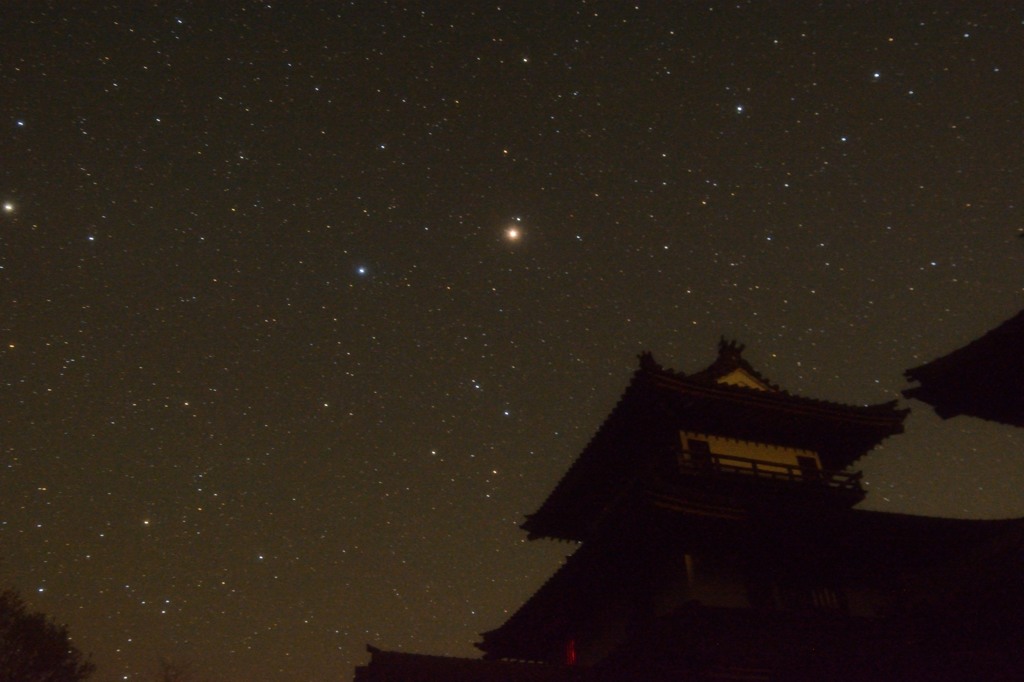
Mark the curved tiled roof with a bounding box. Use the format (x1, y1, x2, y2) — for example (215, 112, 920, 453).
(485, 506, 1024, 664)
(522, 343, 907, 542)
(905, 308, 1024, 427)
(356, 645, 583, 681)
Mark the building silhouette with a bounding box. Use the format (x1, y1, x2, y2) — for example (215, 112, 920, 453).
(356, 335, 1024, 681)
(905, 309, 1024, 428)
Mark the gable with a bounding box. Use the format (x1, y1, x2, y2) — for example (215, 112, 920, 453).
(715, 368, 774, 391)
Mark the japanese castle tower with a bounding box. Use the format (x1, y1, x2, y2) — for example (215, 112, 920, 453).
(356, 338, 1024, 682)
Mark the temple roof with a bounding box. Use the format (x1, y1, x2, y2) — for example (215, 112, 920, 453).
(685, 338, 780, 390)
(522, 342, 907, 541)
(483, 507, 1024, 663)
(904, 308, 1024, 427)
(355, 646, 583, 681)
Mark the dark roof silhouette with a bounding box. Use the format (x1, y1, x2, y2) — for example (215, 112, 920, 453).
(483, 504, 1024, 664)
(904, 309, 1024, 427)
(356, 335, 1024, 682)
(522, 343, 907, 541)
(354, 646, 583, 682)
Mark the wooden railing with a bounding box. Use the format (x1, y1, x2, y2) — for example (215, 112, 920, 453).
(677, 451, 863, 493)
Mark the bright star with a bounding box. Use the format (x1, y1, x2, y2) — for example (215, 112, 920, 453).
(505, 217, 524, 242)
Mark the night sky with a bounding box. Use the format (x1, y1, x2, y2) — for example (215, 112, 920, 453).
(2, 3, 1022, 681)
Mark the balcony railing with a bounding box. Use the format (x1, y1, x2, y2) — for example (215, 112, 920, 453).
(677, 451, 863, 493)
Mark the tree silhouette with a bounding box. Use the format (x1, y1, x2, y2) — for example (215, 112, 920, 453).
(0, 589, 94, 682)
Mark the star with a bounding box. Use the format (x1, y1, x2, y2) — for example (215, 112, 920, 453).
(504, 217, 524, 243)
(1, 5, 1019, 681)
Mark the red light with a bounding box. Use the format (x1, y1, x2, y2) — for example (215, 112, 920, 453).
(565, 638, 577, 666)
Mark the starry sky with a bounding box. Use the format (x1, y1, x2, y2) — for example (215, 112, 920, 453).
(1, 3, 1022, 681)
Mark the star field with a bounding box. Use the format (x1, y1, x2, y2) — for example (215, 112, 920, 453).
(1, 3, 1022, 681)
